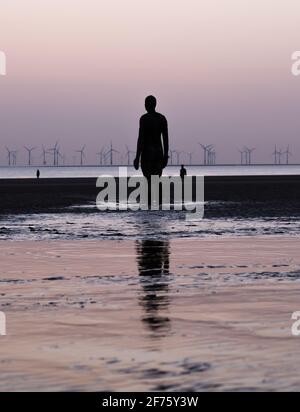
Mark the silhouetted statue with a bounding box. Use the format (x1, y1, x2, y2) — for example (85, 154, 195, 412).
(180, 164, 187, 179)
(134, 96, 169, 180)
(136, 239, 171, 336)
(36, 169, 40, 179)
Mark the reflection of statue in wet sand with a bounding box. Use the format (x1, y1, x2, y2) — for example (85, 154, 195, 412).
(136, 239, 171, 336)
(134, 96, 169, 180)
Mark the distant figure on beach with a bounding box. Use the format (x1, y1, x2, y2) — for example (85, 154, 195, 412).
(180, 165, 187, 180)
(134, 95, 169, 180)
(36, 169, 40, 179)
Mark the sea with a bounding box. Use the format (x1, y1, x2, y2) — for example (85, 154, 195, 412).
(0, 164, 300, 241)
(0, 164, 300, 178)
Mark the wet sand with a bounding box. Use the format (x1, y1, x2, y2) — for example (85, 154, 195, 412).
(2, 175, 300, 212)
(1, 237, 300, 391)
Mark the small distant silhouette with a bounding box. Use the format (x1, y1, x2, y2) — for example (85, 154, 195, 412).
(134, 96, 169, 180)
(36, 169, 40, 179)
(180, 164, 187, 179)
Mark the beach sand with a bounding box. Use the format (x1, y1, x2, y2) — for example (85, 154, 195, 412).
(0, 237, 300, 391)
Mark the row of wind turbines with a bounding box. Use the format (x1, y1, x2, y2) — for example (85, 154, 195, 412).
(200, 144, 292, 166)
(237, 146, 292, 165)
(6, 144, 64, 167)
(4, 142, 294, 167)
(5, 142, 207, 167)
(5, 142, 122, 167)
(272, 146, 292, 165)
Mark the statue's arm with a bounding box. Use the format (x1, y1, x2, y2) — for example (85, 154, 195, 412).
(162, 117, 169, 167)
(134, 117, 144, 169)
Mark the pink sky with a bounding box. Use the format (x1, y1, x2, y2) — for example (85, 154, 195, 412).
(0, 0, 300, 165)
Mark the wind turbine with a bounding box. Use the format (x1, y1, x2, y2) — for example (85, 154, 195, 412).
(56, 146, 64, 166)
(277, 148, 284, 165)
(284, 146, 292, 165)
(6, 147, 13, 166)
(198, 144, 214, 165)
(125, 145, 135, 165)
(245, 147, 256, 165)
(96, 147, 106, 166)
(6, 149, 17, 166)
(212, 150, 216, 165)
(174, 150, 183, 165)
(105, 142, 119, 166)
(272, 145, 279, 165)
(41, 146, 48, 166)
(186, 152, 193, 165)
(206, 146, 216, 165)
(76, 145, 86, 166)
(12, 150, 18, 166)
(48, 141, 59, 166)
(273, 146, 283, 165)
(238, 148, 247, 165)
(24, 146, 37, 166)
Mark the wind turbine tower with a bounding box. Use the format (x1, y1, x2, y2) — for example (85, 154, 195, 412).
(96, 147, 106, 166)
(284, 146, 292, 165)
(245, 147, 256, 165)
(48, 141, 59, 166)
(24, 146, 36, 166)
(125, 145, 135, 165)
(238, 149, 247, 165)
(186, 152, 193, 165)
(207, 146, 216, 165)
(76, 145, 86, 166)
(199, 144, 214, 165)
(106, 142, 119, 166)
(174, 150, 183, 165)
(6, 147, 13, 166)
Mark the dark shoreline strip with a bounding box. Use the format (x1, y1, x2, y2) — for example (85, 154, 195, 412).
(0, 175, 300, 213)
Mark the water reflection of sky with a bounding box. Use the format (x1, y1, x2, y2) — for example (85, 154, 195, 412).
(1, 205, 300, 241)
